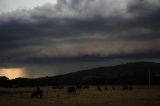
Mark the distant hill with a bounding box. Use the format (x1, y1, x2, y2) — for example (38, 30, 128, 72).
(1, 62, 160, 87)
(32, 61, 160, 85)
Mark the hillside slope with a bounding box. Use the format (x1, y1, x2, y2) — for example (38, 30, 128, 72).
(1, 62, 160, 87)
(35, 62, 160, 85)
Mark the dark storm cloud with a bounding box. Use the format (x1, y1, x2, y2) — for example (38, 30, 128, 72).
(127, 0, 160, 26)
(0, 0, 160, 67)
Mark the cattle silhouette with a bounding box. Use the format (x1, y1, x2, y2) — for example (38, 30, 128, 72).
(31, 87, 43, 98)
(112, 86, 116, 90)
(123, 85, 133, 91)
(129, 87, 133, 90)
(104, 87, 108, 90)
(97, 86, 102, 91)
(67, 87, 76, 95)
(123, 85, 129, 90)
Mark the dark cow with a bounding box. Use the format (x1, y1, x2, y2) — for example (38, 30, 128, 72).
(129, 87, 133, 91)
(112, 86, 116, 90)
(123, 85, 133, 91)
(97, 86, 102, 91)
(123, 85, 129, 90)
(67, 87, 76, 95)
(31, 87, 43, 98)
(104, 87, 108, 90)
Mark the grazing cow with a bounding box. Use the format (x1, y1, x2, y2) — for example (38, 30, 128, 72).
(97, 86, 102, 91)
(31, 87, 43, 98)
(129, 87, 133, 91)
(112, 86, 116, 90)
(123, 85, 129, 90)
(67, 87, 76, 95)
(104, 87, 108, 90)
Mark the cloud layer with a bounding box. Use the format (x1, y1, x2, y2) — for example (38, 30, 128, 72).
(0, 0, 160, 77)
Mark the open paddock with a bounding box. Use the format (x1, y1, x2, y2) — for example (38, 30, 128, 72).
(0, 86, 160, 106)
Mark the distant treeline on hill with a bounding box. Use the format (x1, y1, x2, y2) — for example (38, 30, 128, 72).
(0, 62, 160, 87)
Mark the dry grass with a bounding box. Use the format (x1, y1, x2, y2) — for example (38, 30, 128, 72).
(0, 86, 160, 106)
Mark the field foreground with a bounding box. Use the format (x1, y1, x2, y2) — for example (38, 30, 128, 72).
(0, 86, 160, 106)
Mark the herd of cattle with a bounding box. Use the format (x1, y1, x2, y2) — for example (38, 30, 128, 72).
(30, 85, 133, 98)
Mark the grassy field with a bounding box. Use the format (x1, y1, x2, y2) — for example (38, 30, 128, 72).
(0, 86, 160, 106)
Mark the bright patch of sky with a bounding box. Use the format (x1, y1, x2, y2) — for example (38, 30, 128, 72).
(0, 0, 57, 14)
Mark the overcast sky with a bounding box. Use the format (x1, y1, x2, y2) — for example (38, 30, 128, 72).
(0, 0, 160, 78)
(0, 0, 57, 13)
